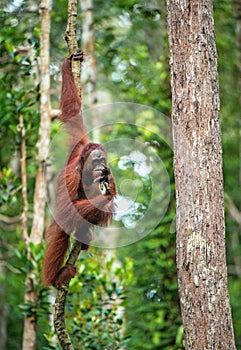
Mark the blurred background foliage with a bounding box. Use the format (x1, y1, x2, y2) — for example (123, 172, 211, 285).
(0, 0, 240, 349)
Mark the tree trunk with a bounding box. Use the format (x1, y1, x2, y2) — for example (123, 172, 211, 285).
(22, 1, 52, 349)
(166, 0, 236, 348)
(30, 0, 52, 244)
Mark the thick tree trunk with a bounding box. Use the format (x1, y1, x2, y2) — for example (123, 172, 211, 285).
(166, 0, 236, 348)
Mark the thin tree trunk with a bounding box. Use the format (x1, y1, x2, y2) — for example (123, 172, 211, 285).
(19, 114, 29, 248)
(80, 0, 99, 142)
(166, 0, 236, 348)
(22, 1, 52, 349)
(54, 241, 82, 350)
(20, 112, 35, 350)
(30, 0, 52, 243)
(65, 0, 82, 94)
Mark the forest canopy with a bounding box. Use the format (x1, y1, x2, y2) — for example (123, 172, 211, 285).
(0, 0, 240, 349)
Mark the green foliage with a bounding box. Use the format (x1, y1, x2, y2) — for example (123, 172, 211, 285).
(121, 224, 183, 350)
(8, 241, 51, 349)
(1, 2, 181, 349)
(0, 236, 50, 350)
(0, 167, 19, 207)
(229, 277, 241, 346)
(93, 3, 182, 341)
(114, 138, 182, 349)
(43, 251, 133, 350)
(93, 0, 171, 114)
(214, 0, 240, 205)
(214, 1, 241, 347)
(0, 4, 45, 349)
(0, 3, 40, 205)
(0, 0, 240, 349)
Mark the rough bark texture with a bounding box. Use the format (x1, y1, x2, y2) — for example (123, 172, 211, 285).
(54, 241, 82, 350)
(22, 1, 52, 349)
(166, 0, 236, 348)
(54, 283, 73, 350)
(65, 0, 82, 94)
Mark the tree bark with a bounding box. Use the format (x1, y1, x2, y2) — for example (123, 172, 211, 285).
(30, 0, 52, 244)
(54, 241, 82, 350)
(65, 0, 82, 94)
(22, 1, 52, 349)
(166, 0, 236, 348)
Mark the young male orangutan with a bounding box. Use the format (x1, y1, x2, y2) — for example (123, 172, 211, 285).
(42, 51, 116, 287)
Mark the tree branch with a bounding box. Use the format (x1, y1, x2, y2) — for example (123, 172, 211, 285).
(54, 241, 83, 350)
(0, 214, 21, 225)
(54, 1, 83, 348)
(30, 0, 52, 244)
(19, 114, 29, 248)
(64, 0, 82, 95)
(22, 1, 52, 349)
(51, 108, 60, 119)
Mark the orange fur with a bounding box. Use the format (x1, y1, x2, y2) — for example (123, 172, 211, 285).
(42, 52, 116, 287)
